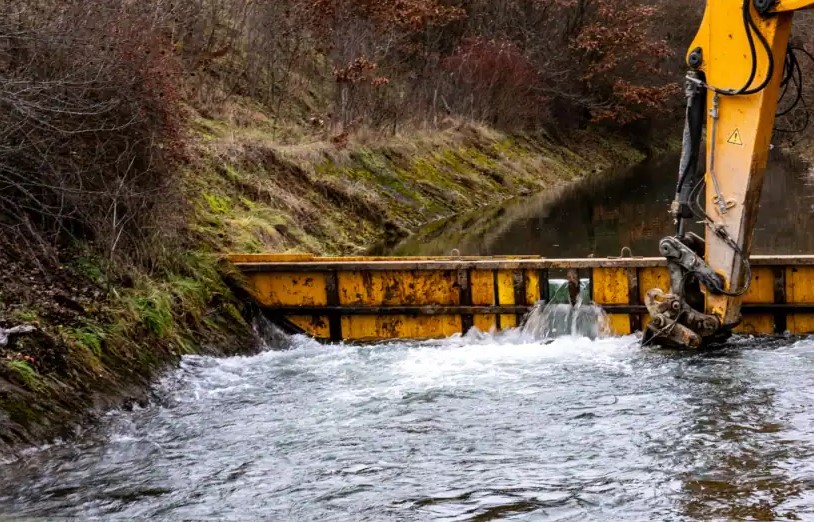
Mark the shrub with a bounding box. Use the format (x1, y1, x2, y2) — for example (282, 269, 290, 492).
(0, 1, 186, 270)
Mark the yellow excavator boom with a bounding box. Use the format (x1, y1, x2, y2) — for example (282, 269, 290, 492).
(644, 0, 814, 348)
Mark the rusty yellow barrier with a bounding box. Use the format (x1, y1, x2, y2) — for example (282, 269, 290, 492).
(228, 254, 814, 342)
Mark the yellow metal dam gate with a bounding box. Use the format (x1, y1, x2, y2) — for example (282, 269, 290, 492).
(228, 254, 814, 342)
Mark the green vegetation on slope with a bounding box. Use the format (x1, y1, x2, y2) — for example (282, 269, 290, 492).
(0, 244, 252, 449)
(188, 117, 648, 256)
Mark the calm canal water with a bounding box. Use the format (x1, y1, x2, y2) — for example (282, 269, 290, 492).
(2, 153, 814, 521)
(387, 152, 814, 258)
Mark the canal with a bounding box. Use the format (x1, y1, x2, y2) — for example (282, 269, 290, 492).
(1, 153, 814, 521)
(386, 152, 814, 258)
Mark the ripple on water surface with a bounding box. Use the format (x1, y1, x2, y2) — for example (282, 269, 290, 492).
(2, 332, 814, 521)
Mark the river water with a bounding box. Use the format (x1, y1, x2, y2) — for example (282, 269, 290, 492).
(3, 333, 814, 520)
(2, 154, 814, 521)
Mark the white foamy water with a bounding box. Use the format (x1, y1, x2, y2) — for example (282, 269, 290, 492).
(1, 329, 813, 521)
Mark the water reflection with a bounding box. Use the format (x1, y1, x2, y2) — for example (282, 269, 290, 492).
(386, 152, 814, 258)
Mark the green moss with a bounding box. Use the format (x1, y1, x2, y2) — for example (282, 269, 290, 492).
(10, 308, 39, 323)
(460, 146, 500, 171)
(221, 302, 245, 324)
(0, 396, 39, 426)
(204, 193, 233, 214)
(492, 138, 520, 156)
(71, 256, 106, 286)
(314, 160, 339, 177)
(437, 149, 467, 175)
(239, 196, 259, 210)
(66, 340, 105, 376)
(66, 326, 105, 357)
(168, 277, 208, 322)
(126, 291, 175, 338)
(4, 360, 43, 392)
(351, 148, 389, 174)
(222, 165, 246, 184)
(195, 117, 230, 139)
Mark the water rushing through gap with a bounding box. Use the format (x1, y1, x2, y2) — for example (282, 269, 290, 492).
(521, 280, 610, 341)
(3, 326, 814, 521)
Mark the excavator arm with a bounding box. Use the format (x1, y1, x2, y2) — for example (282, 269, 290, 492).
(644, 0, 814, 348)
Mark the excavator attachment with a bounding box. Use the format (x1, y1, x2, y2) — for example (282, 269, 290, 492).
(644, 0, 810, 348)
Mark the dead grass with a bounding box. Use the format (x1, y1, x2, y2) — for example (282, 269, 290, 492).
(186, 112, 647, 257)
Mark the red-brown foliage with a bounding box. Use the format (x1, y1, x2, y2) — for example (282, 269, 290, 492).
(0, 0, 705, 265)
(298, 0, 693, 132)
(443, 38, 546, 128)
(573, 1, 681, 124)
(0, 1, 187, 268)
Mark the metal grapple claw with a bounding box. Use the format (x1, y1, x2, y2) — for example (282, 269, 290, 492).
(643, 235, 725, 349)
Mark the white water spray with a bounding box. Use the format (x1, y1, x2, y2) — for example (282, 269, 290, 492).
(521, 279, 611, 340)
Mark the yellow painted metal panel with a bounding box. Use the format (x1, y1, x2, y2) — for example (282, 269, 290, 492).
(741, 267, 774, 303)
(501, 315, 517, 329)
(328, 255, 540, 262)
(246, 272, 327, 306)
(593, 267, 629, 305)
(774, 0, 814, 12)
(608, 314, 631, 336)
(227, 253, 315, 263)
(337, 270, 458, 306)
(474, 314, 496, 332)
(288, 316, 330, 339)
(639, 267, 671, 303)
(525, 271, 541, 306)
(471, 270, 495, 305)
(340, 315, 462, 341)
(735, 315, 774, 335)
(786, 267, 814, 302)
(230, 255, 814, 342)
(787, 267, 814, 334)
(788, 317, 814, 335)
(494, 270, 517, 330)
(497, 270, 515, 305)
(594, 267, 630, 336)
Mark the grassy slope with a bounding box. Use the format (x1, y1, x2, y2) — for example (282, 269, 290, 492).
(0, 113, 656, 452)
(188, 116, 649, 256)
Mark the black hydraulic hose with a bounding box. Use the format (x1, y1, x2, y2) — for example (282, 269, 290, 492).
(739, 2, 775, 95)
(738, 0, 759, 93)
(775, 46, 814, 133)
(776, 49, 802, 117)
(702, 0, 774, 96)
(674, 77, 706, 228)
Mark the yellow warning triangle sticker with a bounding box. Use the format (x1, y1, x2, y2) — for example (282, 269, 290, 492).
(727, 128, 743, 146)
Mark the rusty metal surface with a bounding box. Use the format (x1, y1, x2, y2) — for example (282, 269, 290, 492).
(229, 254, 814, 341)
(230, 254, 814, 273)
(263, 304, 814, 315)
